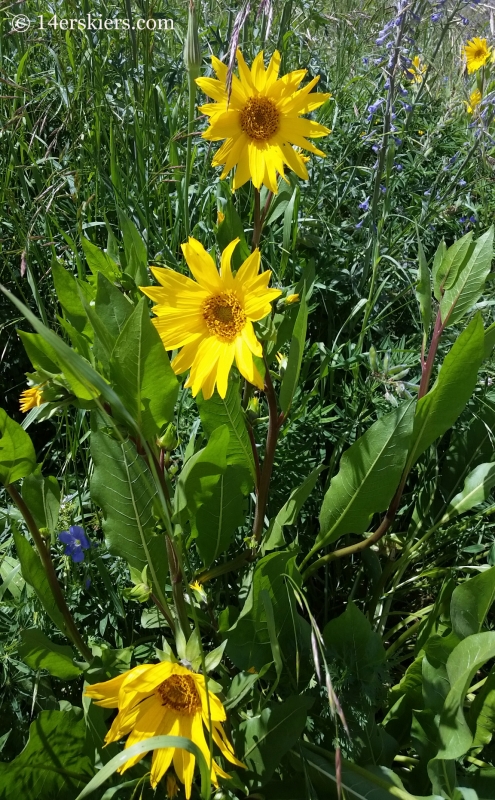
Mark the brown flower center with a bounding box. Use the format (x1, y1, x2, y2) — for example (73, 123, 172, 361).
(203, 291, 246, 341)
(240, 96, 280, 141)
(156, 674, 201, 715)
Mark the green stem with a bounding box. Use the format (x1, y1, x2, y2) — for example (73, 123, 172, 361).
(252, 355, 283, 543)
(251, 188, 261, 252)
(165, 534, 191, 637)
(184, 71, 197, 238)
(6, 484, 93, 662)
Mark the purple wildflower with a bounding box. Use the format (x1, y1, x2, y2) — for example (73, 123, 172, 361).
(59, 525, 90, 563)
(359, 196, 370, 211)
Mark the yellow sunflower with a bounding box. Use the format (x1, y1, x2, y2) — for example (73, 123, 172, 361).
(85, 661, 244, 798)
(406, 55, 426, 83)
(463, 37, 491, 74)
(465, 88, 482, 114)
(19, 384, 45, 413)
(140, 238, 281, 399)
(196, 49, 331, 192)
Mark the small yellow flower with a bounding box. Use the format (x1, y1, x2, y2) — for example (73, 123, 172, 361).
(407, 55, 427, 83)
(285, 293, 300, 305)
(247, 666, 257, 674)
(19, 384, 45, 413)
(465, 88, 482, 114)
(85, 661, 245, 798)
(140, 238, 281, 400)
(275, 352, 288, 371)
(417, 130, 425, 136)
(167, 772, 179, 798)
(217, 210, 225, 224)
(463, 37, 491, 74)
(196, 49, 331, 193)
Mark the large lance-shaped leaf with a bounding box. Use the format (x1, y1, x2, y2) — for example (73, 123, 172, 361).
(405, 313, 484, 472)
(110, 298, 178, 440)
(0, 708, 93, 799)
(21, 467, 60, 536)
(51, 260, 94, 336)
(81, 237, 119, 282)
(440, 227, 494, 327)
(174, 425, 229, 525)
(438, 462, 495, 527)
(263, 465, 325, 552)
(433, 232, 473, 300)
(13, 531, 67, 637)
(316, 400, 415, 549)
(90, 419, 168, 596)
(0, 410, 36, 485)
(435, 632, 495, 759)
(197, 374, 255, 484)
(279, 291, 308, 414)
(18, 629, 82, 680)
(193, 464, 248, 567)
(450, 567, 495, 640)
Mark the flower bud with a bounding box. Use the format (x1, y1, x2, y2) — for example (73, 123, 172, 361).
(158, 423, 178, 452)
(183, 0, 201, 79)
(246, 395, 260, 423)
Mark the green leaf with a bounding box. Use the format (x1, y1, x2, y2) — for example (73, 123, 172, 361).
(440, 227, 494, 327)
(193, 464, 248, 567)
(435, 632, 495, 759)
(174, 425, 229, 525)
(75, 735, 211, 800)
(434, 232, 474, 298)
(279, 291, 308, 414)
(18, 330, 60, 374)
(18, 629, 82, 679)
(90, 417, 168, 597)
(197, 374, 255, 484)
(406, 314, 485, 471)
(438, 463, 495, 527)
(94, 272, 134, 340)
(0, 709, 93, 799)
(109, 298, 178, 440)
(323, 602, 386, 683)
(432, 239, 447, 302)
(484, 320, 495, 360)
(264, 465, 324, 552)
(317, 400, 415, 549)
(450, 567, 495, 640)
(416, 235, 432, 335)
(13, 531, 67, 635)
(0, 410, 36, 485)
(81, 238, 119, 282)
(51, 260, 94, 336)
(236, 695, 313, 788)
(469, 668, 495, 748)
(117, 208, 149, 286)
(226, 551, 306, 673)
(216, 184, 251, 270)
(22, 467, 60, 536)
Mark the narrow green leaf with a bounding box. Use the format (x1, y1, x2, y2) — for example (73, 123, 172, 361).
(75, 735, 211, 800)
(13, 531, 67, 636)
(432, 239, 447, 301)
(117, 208, 149, 286)
(317, 400, 415, 549)
(439, 462, 495, 526)
(440, 227, 494, 327)
(17, 331, 60, 374)
(0, 410, 36, 485)
(18, 629, 82, 679)
(280, 291, 308, 414)
(406, 314, 484, 470)
(51, 260, 94, 336)
(450, 567, 495, 640)
(109, 298, 178, 440)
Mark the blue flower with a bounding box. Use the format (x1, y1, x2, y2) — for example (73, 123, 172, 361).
(458, 179, 467, 187)
(362, 57, 369, 65)
(368, 98, 385, 114)
(355, 220, 364, 229)
(431, 12, 442, 21)
(359, 196, 370, 211)
(470, 215, 477, 224)
(380, 185, 387, 193)
(424, 190, 431, 196)
(461, 17, 469, 25)
(395, 164, 403, 171)
(399, 87, 408, 96)
(459, 215, 467, 223)
(59, 526, 90, 563)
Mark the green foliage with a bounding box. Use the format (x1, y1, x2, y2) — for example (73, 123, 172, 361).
(0, 411, 36, 486)
(13, 531, 67, 635)
(18, 629, 82, 679)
